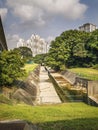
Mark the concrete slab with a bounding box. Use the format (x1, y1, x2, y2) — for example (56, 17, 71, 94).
(39, 67, 61, 104)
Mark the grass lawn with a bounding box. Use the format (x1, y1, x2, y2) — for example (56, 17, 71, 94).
(0, 103, 98, 130)
(23, 63, 38, 74)
(20, 63, 39, 80)
(69, 68, 98, 81)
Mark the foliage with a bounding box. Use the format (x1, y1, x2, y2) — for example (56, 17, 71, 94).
(45, 39, 69, 71)
(33, 53, 47, 64)
(13, 46, 33, 62)
(0, 103, 98, 129)
(45, 29, 98, 71)
(0, 50, 25, 86)
(85, 29, 98, 64)
(23, 63, 38, 77)
(45, 30, 89, 70)
(92, 64, 98, 70)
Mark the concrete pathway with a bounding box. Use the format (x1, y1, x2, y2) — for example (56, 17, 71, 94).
(39, 66, 61, 104)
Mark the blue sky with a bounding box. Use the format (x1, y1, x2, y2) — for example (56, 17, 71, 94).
(0, 0, 98, 49)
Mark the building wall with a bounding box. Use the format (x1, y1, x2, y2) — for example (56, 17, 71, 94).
(17, 34, 47, 56)
(0, 16, 8, 51)
(79, 23, 97, 32)
(88, 81, 98, 96)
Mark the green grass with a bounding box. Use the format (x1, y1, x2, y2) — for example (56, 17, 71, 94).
(20, 63, 38, 80)
(23, 63, 38, 74)
(69, 68, 98, 80)
(0, 103, 98, 129)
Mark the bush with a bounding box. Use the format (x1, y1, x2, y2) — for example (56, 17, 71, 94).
(0, 50, 25, 87)
(92, 64, 98, 70)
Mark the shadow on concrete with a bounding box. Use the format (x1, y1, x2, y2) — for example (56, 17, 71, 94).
(0, 120, 39, 130)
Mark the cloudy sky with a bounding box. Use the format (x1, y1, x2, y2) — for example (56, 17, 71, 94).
(0, 0, 98, 49)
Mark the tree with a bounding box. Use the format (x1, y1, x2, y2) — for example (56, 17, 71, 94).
(13, 47, 33, 61)
(86, 29, 98, 65)
(60, 30, 90, 67)
(45, 38, 69, 71)
(33, 53, 47, 64)
(0, 50, 25, 86)
(45, 30, 90, 70)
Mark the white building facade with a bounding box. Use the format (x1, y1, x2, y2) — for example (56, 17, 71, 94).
(17, 34, 47, 56)
(79, 23, 97, 32)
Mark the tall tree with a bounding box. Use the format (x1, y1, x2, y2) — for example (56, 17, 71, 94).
(86, 29, 98, 64)
(45, 38, 69, 71)
(13, 47, 33, 61)
(45, 30, 90, 70)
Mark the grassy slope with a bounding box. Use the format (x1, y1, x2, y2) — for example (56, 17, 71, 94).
(0, 103, 98, 130)
(20, 63, 38, 80)
(69, 68, 98, 80)
(23, 63, 38, 75)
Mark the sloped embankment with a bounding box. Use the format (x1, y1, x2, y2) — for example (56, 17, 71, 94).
(12, 65, 40, 105)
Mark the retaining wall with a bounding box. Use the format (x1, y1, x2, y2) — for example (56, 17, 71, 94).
(61, 70, 98, 106)
(13, 65, 40, 105)
(61, 70, 77, 85)
(61, 70, 91, 88)
(88, 81, 98, 96)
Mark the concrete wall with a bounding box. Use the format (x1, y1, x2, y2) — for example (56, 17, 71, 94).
(88, 81, 98, 96)
(61, 70, 77, 85)
(61, 70, 98, 105)
(75, 77, 90, 88)
(61, 70, 90, 88)
(12, 66, 40, 105)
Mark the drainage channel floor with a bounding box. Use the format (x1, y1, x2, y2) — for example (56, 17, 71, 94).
(39, 67, 61, 104)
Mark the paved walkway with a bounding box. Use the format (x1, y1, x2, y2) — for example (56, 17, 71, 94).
(39, 66, 61, 104)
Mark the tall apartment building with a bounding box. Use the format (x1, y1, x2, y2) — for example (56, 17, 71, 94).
(79, 23, 97, 32)
(0, 16, 8, 51)
(17, 34, 47, 56)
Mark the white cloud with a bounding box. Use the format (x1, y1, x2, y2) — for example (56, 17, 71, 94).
(7, 0, 87, 25)
(0, 8, 8, 20)
(14, 5, 34, 21)
(6, 34, 20, 49)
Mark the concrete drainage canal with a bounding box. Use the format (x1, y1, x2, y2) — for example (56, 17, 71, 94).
(48, 72, 87, 103)
(11, 65, 88, 105)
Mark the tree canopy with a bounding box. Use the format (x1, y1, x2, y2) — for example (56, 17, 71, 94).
(33, 53, 47, 64)
(0, 50, 25, 86)
(45, 29, 98, 71)
(13, 46, 33, 62)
